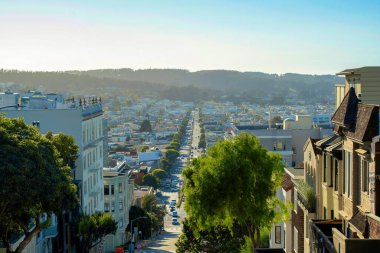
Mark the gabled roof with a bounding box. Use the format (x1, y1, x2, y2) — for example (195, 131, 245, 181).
(304, 137, 322, 155)
(331, 87, 358, 128)
(139, 151, 160, 162)
(281, 173, 293, 192)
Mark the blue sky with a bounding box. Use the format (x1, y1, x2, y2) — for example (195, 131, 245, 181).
(0, 0, 379, 74)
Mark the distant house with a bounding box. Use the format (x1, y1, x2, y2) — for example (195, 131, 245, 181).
(139, 151, 160, 169)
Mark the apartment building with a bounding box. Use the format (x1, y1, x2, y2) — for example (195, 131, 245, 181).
(103, 162, 134, 253)
(1, 93, 105, 253)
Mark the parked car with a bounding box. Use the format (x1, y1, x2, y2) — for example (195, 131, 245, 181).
(172, 218, 179, 225)
(172, 211, 178, 217)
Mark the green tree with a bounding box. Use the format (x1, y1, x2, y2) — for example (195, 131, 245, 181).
(166, 149, 179, 163)
(0, 116, 79, 253)
(139, 119, 152, 132)
(78, 212, 117, 253)
(160, 158, 170, 170)
(141, 145, 150, 152)
(152, 168, 166, 180)
(128, 206, 151, 240)
(141, 194, 165, 232)
(143, 173, 159, 189)
(176, 218, 245, 253)
(46, 132, 79, 166)
(183, 133, 285, 252)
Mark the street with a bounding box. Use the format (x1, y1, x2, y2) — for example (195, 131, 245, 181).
(141, 109, 201, 252)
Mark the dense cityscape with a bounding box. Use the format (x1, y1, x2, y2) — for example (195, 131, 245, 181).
(1, 1, 380, 253)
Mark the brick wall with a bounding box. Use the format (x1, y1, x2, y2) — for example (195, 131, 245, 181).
(368, 216, 380, 239)
(292, 203, 305, 253)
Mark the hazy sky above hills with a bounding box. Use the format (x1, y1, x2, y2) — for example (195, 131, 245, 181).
(1, 0, 379, 74)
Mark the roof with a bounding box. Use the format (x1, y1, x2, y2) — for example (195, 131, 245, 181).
(282, 173, 293, 192)
(331, 87, 358, 128)
(315, 134, 341, 149)
(139, 151, 160, 162)
(349, 210, 368, 236)
(336, 66, 380, 75)
(346, 103, 379, 142)
(304, 137, 322, 155)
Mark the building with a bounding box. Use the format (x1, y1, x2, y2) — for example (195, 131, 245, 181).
(103, 162, 134, 253)
(1, 94, 105, 253)
(0, 89, 20, 108)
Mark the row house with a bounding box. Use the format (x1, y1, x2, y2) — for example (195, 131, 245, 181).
(287, 67, 380, 253)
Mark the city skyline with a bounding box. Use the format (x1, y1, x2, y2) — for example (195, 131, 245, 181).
(1, 0, 380, 74)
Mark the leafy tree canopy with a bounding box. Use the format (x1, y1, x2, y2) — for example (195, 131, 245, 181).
(143, 173, 159, 189)
(0, 116, 79, 253)
(78, 212, 117, 253)
(176, 218, 245, 253)
(152, 168, 166, 179)
(183, 133, 285, 251)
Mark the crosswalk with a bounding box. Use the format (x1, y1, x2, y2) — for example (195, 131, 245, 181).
(164, 226, 182, 232)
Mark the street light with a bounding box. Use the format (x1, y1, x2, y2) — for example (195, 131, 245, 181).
(129, 216, 148, 252)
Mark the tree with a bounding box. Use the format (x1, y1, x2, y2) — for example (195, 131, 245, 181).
(139, 119, 152, 132)
(143, 173, 159, 189)
(128, 206, 151, 240)
(160, 158, 170, 170)
(183, 133, 285, 252)
(0, 116, 79, 253)
(166, 149, 180, 163)
(176, 218, 245, 253)
(78, 212, 117, 253)
(141, 145, 150, 152)
(152, 168, 166, 180)
(141, 194, 165, 232)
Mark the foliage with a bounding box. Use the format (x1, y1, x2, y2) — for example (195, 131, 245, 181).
(141, 194, 165, 232)
(78, 212, 117, 253)
(143, 173, 159, 189)
(183, 133, 285, 251)
(151, 168, 166, 179)
(128, 206, 151, 240)
(166, 149, 180, 163)
(176, 218, 245, 253)
(46, 132, 79, 166)
(141, 145, 150, 152)
(139, 119, 152, 132)
(294, 179, 316, 212)
(0, 116, 79, 253)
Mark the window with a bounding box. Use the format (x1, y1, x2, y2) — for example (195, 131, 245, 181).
(119, 201, 123, 210)
(104, 203, 110, 212)
(331, 210, 334, 219)
(111, 202, 115, 212)
(334, 159, 339, 191)
(275, 226, 281, 244)
(293, 228, 298, 253)
(119, 183, 123, 193)
(104, 185, 109, 195)
(84, 181, 87, 194)
(111, 185, 115, 195)
(362, 160, 369, 192)
(344, 151, 352, 197)
(323, 154, 327, 182)
(118, 218, 123, 228)
(293, 189, 297, 212)
(324, 207, 327, 220)
(330, 156, 333, 186)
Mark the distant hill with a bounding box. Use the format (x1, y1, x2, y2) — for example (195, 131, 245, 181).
(0, 68, 344, 102)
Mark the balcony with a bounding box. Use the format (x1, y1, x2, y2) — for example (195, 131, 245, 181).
(42, 224, 58, 239)
(310, 220, 342, 253)
(293, 179, 316, 213)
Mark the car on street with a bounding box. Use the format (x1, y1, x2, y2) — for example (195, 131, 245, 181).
(172, 211, 178, 217)
(172, 218, 179, 225)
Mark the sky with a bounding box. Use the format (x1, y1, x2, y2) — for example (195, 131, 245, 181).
(0, 0, 380, 74)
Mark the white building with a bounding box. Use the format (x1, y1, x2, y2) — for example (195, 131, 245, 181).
(103, 162, 134, 252)
(2, 96, 105, 215)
